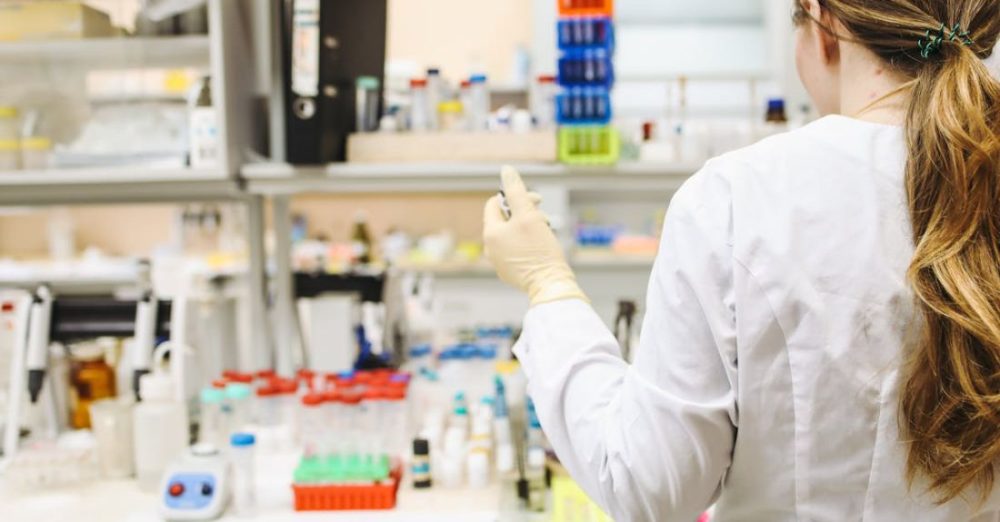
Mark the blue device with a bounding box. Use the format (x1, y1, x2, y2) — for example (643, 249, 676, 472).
(158, 445, 231, 521)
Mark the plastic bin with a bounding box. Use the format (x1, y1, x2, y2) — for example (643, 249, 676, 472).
(557, 49, 615, 88)
(557, 0, 614, 17)
(557, 17, 614, 51)
(556, 87, 612, 125)
(558, 126, 620, 165)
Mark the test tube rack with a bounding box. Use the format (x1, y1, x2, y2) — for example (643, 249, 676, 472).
(555, 0, 619, 164)
(292, 463, 403, 511)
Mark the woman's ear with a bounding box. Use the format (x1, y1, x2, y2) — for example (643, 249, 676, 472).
(817, 6, 842, 67)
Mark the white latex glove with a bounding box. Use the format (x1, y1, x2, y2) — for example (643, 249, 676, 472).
(483, 166, 588, 306)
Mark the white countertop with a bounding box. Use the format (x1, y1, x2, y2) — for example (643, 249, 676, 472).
(2, 478, 512, 522)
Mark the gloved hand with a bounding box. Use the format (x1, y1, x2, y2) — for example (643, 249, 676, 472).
(483, 166, 588, 306)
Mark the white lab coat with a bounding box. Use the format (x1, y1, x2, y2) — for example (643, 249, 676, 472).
(514, 116, 1000, 522)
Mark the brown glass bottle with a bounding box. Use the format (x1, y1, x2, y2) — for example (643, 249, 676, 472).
(69, 346, 117, 429)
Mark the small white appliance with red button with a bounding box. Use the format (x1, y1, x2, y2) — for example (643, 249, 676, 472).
(158, 444, 231, 521)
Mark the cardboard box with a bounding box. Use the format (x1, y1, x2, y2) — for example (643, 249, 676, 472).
(347, 131, 558, 163)
(0, 1, 118, 41)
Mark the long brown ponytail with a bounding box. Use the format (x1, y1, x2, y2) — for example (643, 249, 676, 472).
(806, 0, 1000, 504)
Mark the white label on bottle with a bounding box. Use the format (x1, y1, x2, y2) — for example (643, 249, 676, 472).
(291, 0, 320, 97)
(189, 107, 219, 168)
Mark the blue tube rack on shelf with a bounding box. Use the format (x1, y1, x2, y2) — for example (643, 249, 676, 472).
(557, 49, 615, 88)
(557, 17, 615, 51)
(556, 87, 612, 125)
(555, 0, 619, 164)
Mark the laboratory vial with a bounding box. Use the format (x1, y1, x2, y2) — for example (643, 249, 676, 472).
(225, 383, 253, 434)
(339, 390, 364, 477)
(276, 378, 300, 428)
(467, 451, 490, 489)
(530, 75, 558, 129)
(440, 425, 468, 488)
(230, 433, 257, 517)
(386, 374, 411, 452)
(468, 74, 490, 131)
(199, 387, 227, 449)
(362, 386, 388, 477)
(322, 389, 344, 458)
(409, 78, 431, 132)
(526, 447, 548, 512)
(299, 393, 326, 459)
(255, 383, 280, 427)
(425, 68, 443, 130)
(355, 76, 381, 133)
(412, 438, 432, 488)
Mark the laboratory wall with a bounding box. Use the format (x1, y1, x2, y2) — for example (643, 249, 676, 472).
(387, 0, 533, 83)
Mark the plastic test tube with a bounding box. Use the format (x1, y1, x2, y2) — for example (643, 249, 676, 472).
(300, 393, 325, 459)
(255, 382, 280, 426)
(199, 387, 226, 448)
(387, 374, 410, 457)
(322, 388, 342, 460)
(276, 378, 299, 429)
(362, 386, 386, 478)
(225, 383, 253, 434)
(230, 432, 257, 517)
(468, 74, 489, 131)
(339, 390, 363, 477)
(410, 78, 430, 131)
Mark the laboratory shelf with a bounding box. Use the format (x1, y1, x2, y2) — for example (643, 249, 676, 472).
(0, 167, 242, 205)
(0, 35, 211, 68)
(242, 162, 698, 195)
(394, 253, 655, 277)
(0, 259, 141, 292)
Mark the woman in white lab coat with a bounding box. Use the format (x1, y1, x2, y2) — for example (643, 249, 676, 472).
(483, 0, 1000, 520)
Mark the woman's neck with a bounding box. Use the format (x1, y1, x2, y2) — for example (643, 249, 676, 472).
(838, 46, 911, 125)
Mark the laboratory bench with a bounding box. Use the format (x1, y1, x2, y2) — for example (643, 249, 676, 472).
(2, 470, 539, 521)
(1, 451, 547, 522)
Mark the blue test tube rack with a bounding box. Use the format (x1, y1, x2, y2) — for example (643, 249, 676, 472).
(555, 6, 618, 163)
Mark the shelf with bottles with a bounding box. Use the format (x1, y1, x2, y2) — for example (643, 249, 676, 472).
(0, 68, 229, 181)
(0, 1, 255, 188)
(0, 0, 211, 66)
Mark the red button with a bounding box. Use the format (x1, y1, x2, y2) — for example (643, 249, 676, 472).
(169, 482, 185, 497)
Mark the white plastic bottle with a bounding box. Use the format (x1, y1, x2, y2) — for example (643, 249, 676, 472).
(133, 372, 188, 491)
(425, 68, 444, 130)
(230, 432, 257, 517)
(468, 74, 490, 131)
(189, 76, 219, 168)
(409, 78, 431, 132)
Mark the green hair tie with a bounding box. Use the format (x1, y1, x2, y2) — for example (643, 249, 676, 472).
(947, 23, 974, 46)
(918, 23, 974, 59)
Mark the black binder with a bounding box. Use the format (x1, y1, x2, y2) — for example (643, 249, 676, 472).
(280, 0, 387, 163)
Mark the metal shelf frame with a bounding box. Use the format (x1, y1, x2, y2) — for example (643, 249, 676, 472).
(242, 161, 699, 195)
(0, 35, 211, 68)
(0, 167, 242, 206)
